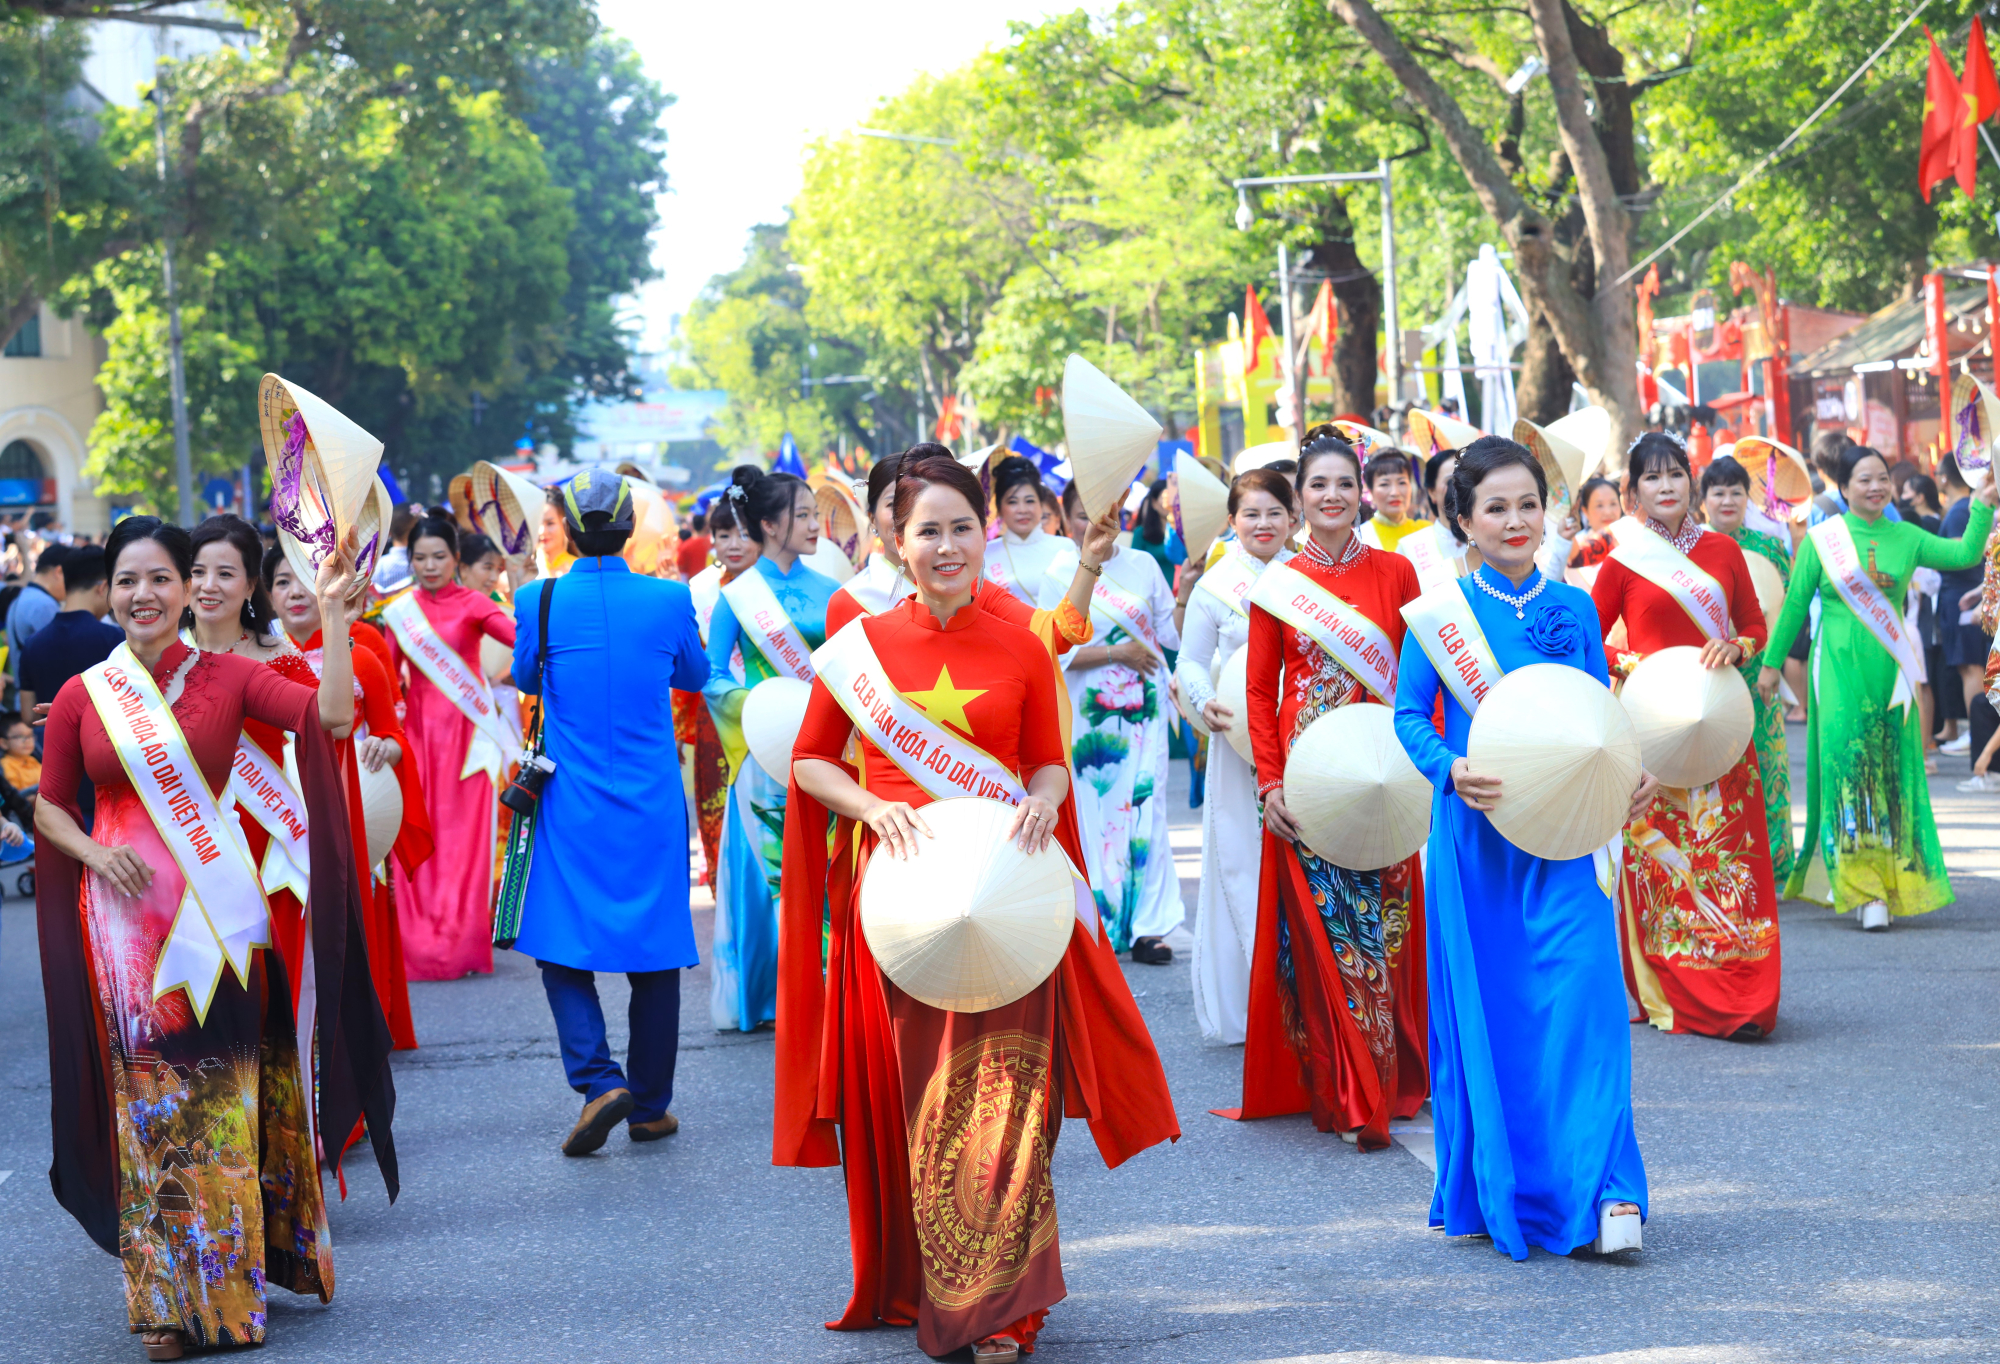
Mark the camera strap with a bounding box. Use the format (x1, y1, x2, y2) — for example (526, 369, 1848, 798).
(494, 574, 557, 951)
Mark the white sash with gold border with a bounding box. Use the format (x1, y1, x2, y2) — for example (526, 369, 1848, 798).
(1400, 581, 1506, 715)
(813, 620, 1100, 937)
(721, 568, 816, 681)
(1247, 561, 1401, 702)
(1399, 523, 1467, 594)
(1811, 517, 1924, 711)
(1085, 562, 1164, 663)
(1607, 517, 1729, 641)
(382, 592, 518, 780)
(1195, 546, 1268, 618)
(843, 555, 914, 617)
(84, 644, 271, 1024)
(230, 736, 311, 903)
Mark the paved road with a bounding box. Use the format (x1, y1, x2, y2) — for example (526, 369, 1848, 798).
(4, 727, 1998, 1363)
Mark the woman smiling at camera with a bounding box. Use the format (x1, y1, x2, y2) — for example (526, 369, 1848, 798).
(1393, 437, 1656, 1262)
(34, 517, 395, 1360)
(777, 449, 1176, 1364)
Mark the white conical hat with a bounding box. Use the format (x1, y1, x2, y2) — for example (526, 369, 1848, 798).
(357, 757, 403, 874)
(1618, 645, 1755, 789)
(1173, 453, 1231, 563)
(1062, 354, 1162, 522)
(348, 477, 394, 594)
(743, 676, 813, 780)
(618, 475, 679, 578)
(613, 460, 652, 481)
(447, 473, 475, 531)
(1407, 409, 1482, 456)
(1212, 642, 1255, 763)
(1735, 436, 1814, 523)
(1466, 662, 1640, 861)
(1743, 551, 1787, 634)
(1232, 439, 1297, 477)
(470, 461, 549, 573)
(859, 796, 1075, 1013)
(1554, 406, 1614, 482)
(260, 373, 385, 590)
(1284, 704, 1431, 870)
(815, 474, 870, 575)
(1513, 411, 1594, 508)
(1329, 420, 1398, 459)
(1950, 371, 1999, 475)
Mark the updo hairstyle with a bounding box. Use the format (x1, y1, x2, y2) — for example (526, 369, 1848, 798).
(890, 446, 988, 535)
(1443, 436, 1547, 545)
(1228, 466, 1298, 515)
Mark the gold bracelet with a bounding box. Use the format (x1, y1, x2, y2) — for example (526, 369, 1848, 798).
(1079, 560, 1103, 577)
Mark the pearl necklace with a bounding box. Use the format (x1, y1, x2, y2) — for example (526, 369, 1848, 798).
(1472, 567, 1546, 619)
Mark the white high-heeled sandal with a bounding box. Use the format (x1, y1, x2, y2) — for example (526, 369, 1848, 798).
(1859, 900, 1890, 931)
(1592, 1201, 1642, 1254)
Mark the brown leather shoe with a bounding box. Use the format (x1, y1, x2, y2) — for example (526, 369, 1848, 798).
(629, 1111, 680, 1142)
(562, 1088, 634, 1156)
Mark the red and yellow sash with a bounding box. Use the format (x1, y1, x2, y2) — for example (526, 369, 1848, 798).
(84, 644, 270, 1024)
(1811, 517, 1924, 710)
(1247, 561, 1400, 701)
(1607, 517, 1729, 641)
(721, 568, 816, 681)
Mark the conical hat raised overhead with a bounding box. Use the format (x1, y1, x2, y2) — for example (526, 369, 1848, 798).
(1466, 662, 1641, 861)
(1329, 420, 1398, 459)
(1617, 645, 1755, 789)
(618, 474, 680, 578)
(743, 676, 813, 780)
(1232, 439, 1297, 478)
(1950, 371, 2000, 474)
(1284, 704, 1432, 870)
(447, 473, 476, 531)
(351, 477, 394, 591)
(1062, 353, 1163, 521)
(1212, 643, 1255, 762)
(1406, 408, 1482, 456)
(1513, 408, 1605, 510)
(1735, 436, 1814, 523)
(613, 460, 652, 481)
(259, 373, 385, 590)
(1172, 451, 1231, 563)
(1550, 405, 1614, 483)
(1743, 550, 1787, 633)
(356, 757, 403, 873)
(469, 462, 547, 573)
(815, 474, 870, 576)
(859, 796, 1076, 1013)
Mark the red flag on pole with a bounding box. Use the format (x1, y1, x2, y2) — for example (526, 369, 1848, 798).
(1309, 280, 1337, 372)
(1958, 19, 2000, 197)
(1921, 29, 1964, 201)
(1244, 285, 1276, 372)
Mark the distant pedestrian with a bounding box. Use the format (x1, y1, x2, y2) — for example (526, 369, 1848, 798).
(511, 468, 708, 1155)
(19, 540, 122, 712)
(6, 543, 66, 683)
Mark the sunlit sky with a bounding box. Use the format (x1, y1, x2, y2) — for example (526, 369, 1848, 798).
(598, 0, 1057, 359)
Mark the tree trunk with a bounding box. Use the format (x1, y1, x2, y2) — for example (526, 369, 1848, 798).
(1515, 305, 1576, 425)
(1299, 191, 1379, 422)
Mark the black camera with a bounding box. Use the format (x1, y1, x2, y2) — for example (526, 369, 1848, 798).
(499, 752, 555, 817)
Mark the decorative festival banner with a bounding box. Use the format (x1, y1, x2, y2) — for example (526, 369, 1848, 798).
(1247, 562, 1401, 701)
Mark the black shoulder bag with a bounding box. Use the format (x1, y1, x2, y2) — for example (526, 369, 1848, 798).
(492, 578, 556, 949)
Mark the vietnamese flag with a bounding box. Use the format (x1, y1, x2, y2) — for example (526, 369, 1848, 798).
(1922, 29, 1964, 201)
(1958, 19, 2000, 197)
(1244, 284, 1276, 372)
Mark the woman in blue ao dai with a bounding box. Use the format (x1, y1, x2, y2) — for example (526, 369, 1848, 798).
(1392, 437, 1656, 1260)
(702, 465, 839, 1031)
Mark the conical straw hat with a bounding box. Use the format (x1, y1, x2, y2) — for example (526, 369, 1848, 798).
(1172, 452, 1231, 563)
(260, 374, 385, 590)
(1284, 704, 1431, 869)
(1617, 645, 1754, 788)
(1062, 354, 1162, 521)
(1466, 662, 1640, 861)
(1735, 436, 1813, 523)
(447, 473, 475, 531)
(1406, 409, 1482, 456)
(1552, 406, 1614, 482)
(1950, 371, 2000, 474)
(815, 474, 870, 575)
(1212, 643, 1255, 762)
(1232, 439, 1297, 478)
(469, 462, 548, 573)
(357, 757, 403, 874)
(344, 477, 394, 601)
(859, 795, 1075, 1013)
(613, 460, 651, 481)
(619, 475, 678, 578)
(743, 677, 813, 780)
(1329, 420, 1397, 459)
(1743, 551, 1786, 633)
(1513, 411, 1594, 512)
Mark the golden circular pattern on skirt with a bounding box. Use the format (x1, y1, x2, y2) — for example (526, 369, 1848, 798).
(910, 1030, 1058, 1313)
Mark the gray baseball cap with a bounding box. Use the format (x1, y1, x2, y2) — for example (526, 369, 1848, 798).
(558, 466, 635, 533)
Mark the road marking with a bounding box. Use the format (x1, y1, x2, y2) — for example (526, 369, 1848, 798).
(0, 1171, 12, 1187)
(1392, 1108, 1435, 1171)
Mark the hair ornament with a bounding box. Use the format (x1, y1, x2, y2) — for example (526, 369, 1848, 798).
(1627, 427, 1687, 454)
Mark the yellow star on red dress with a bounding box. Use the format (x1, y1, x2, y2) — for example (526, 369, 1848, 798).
(902, 664, 987, 737)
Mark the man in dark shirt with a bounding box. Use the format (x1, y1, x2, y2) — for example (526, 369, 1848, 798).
(6, 543, 66, 685)
(19, 547, 120, 712)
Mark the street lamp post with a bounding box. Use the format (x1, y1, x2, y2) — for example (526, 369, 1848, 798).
(1232, 159, 1402, 437)
(152, 65, 195, 523)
